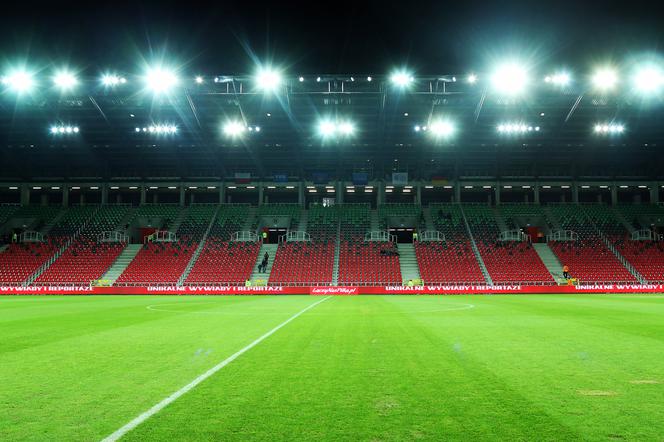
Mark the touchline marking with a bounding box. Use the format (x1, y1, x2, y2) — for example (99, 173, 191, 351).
(101, 296, 332, 442)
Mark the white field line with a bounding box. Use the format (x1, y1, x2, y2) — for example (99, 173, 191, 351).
(101, 296, 332, 442)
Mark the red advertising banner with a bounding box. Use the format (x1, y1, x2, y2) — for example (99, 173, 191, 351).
(1, 284, 664, 296)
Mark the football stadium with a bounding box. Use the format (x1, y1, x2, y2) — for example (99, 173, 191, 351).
(1, 1, 664, 440)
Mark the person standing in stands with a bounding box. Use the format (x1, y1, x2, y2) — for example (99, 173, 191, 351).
(262, 252, 269, 272)
(563, 264, 570, 280)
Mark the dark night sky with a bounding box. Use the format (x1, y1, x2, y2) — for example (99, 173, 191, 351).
(1, 0, 664, 75)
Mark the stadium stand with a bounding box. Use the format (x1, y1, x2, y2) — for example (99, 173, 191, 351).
(185, 205, 258, 285)
(337, 204, 402, 285)
(115, 241, 195, 286)
(268, 204, 336, 285)
(0, 240, 64, 285)
(463, 205, 553, 284)
(35, 206, 131, 285)
(415, 204, 485, 284)
(0, 206, 67, 284)
(547, 205, 636, 283)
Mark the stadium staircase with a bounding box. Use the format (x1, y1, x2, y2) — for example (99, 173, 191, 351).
(297, 209, 308, 232)
(532, 243, 566, 284)
(542, 207, 563, 231)
(611, 206, 637, 234)
(370, 209, 380, 231)
(40, 208, 68, 235)
(397, 243, 421, 284)
(177, 205, 221, 286)
(243, 207, 257, 231)
(101, 244, 143, 285)
(249, 243, 279, 283)
(459, 205, 493, 285)
(581, 205, 647, 283)
(492, 207, 509, 232)
(168, 207, 188, 233)
(332, 222, 340, 285)
(422, 207, 435, 232)
(115, 206, 136, 231)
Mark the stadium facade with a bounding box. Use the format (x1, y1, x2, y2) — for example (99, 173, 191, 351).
(2, 69, 664, 294)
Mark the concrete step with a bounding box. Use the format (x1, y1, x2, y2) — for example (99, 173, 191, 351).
(103, 244, 143, 285)
(249, 243, 279, 284)
(397, 243, 421, 284)
(332, 223, 341, 285)
(533, 243, 566, 284)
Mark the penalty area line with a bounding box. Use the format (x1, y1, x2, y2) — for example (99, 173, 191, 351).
(101, 296, 332, 442)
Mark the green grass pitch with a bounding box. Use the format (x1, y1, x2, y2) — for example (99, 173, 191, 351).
(1, 294, 663, 441)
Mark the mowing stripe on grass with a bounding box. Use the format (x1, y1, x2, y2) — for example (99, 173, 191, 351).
(101, 296, 332, 442)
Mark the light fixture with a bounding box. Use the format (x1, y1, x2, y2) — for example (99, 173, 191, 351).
(633, 65, 664, 94)
(593, 123, 625, 134)
(591, 67, 618, 91)
(101, 74, 126, 87)
(255, 67, 282, 91)
(491, 62, 529, 95)
(144, 67, 179, 94)
(544, 72, 571, 86)
(390, 70, 414, 87)
(497, 123, 540, 134)
(223, 121, 246, 137)
(53, 70, 78, 90)
(317, 119, 356, 138)
(428, 119, 455, 138)
(49, 125, 80, 135)
(2, 69, 35, 93)
(137, 125, 177, 134)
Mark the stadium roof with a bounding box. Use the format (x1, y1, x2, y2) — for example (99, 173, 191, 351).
(1, 68, 664, 181)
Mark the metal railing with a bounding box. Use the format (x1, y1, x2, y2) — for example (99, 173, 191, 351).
(498, 229, 529, 242)
(280, 231, 311, 243)
(364, 231, 396, 242)
(631, 229, 656, 241)
(98, 231, 129, 243)
(231, 231, 259, 242)
(420, 230, 445, 242)
(547, 230, 579, 241)
(19, 231, 45, 243)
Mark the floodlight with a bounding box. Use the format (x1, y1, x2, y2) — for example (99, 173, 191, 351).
(101, 74, 126, 86)
(53, 71, 78, 90)
(467, 74, 478, 84)
(544, 72, 571, 86)
(429, 120, 455, 137)
(50, 125, 80, 135)
(223, 121, 246, 137)
(338, 121, 355, 136)
(497, 122, 538, 134)
(491, 63, 529, 95)
(634, 66, 663, 94)
(255, 68, 282, 91)
(145, 67, 179, 94)
(318, 120, 336, 137)
(390, 70, 414, 87)
(139, 124, 178, 134)
(591, 68, 618, 91)
(2, 70, 34, 93)
(593, 123, 624, 134)
(195, 76, 204, 84)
